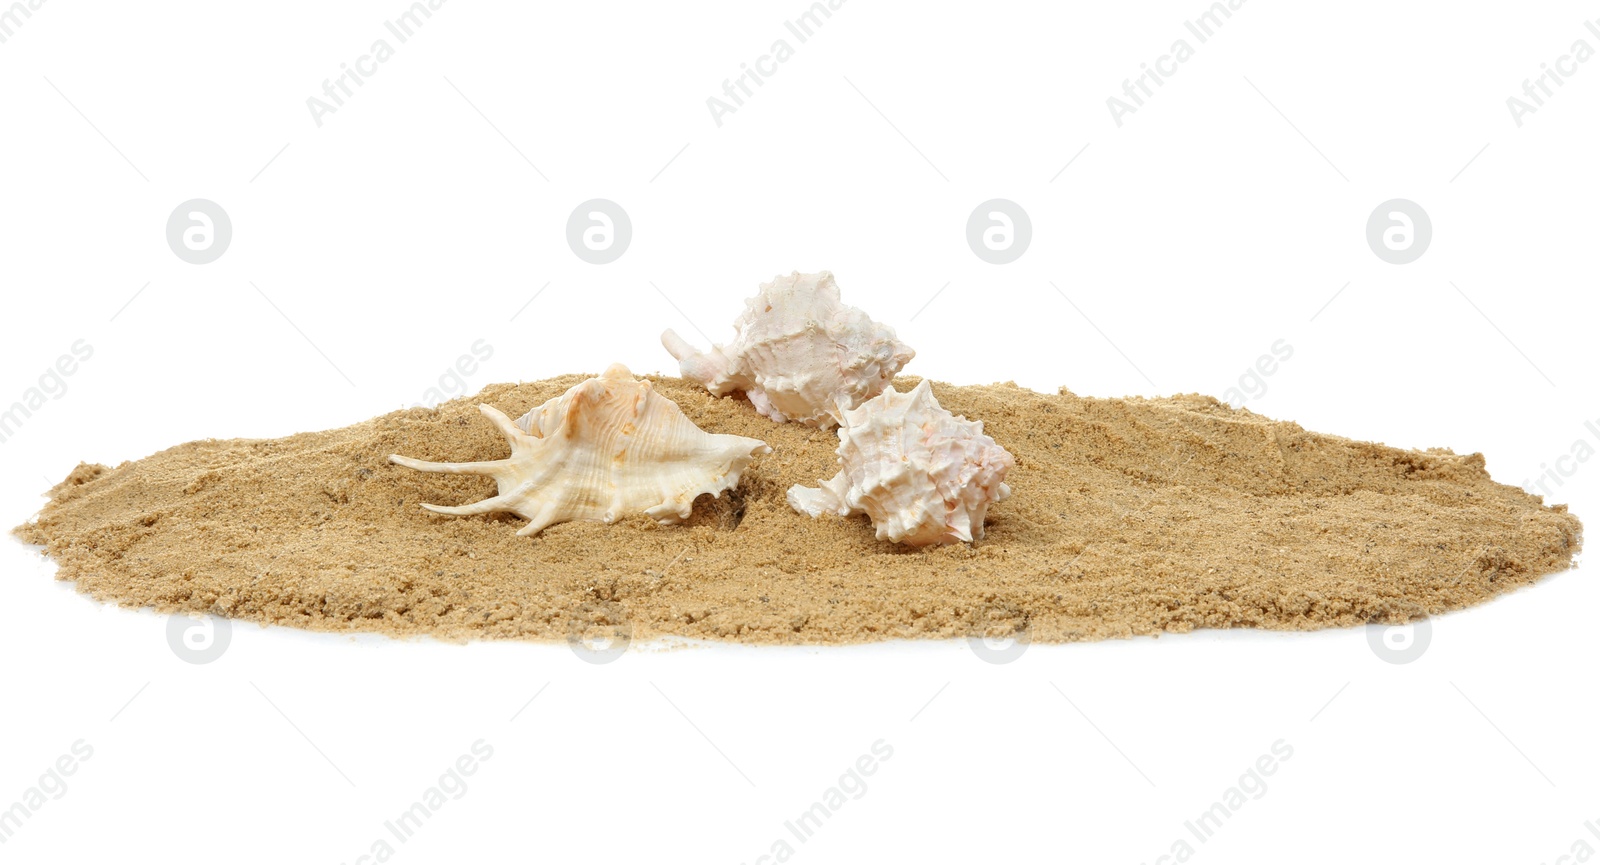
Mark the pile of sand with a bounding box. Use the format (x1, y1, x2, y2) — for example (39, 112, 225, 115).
(13, 374, 1582, 645)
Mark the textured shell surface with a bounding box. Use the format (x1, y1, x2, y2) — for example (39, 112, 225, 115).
(390, 364, 770, 536)
(787, 380, 1014, 546)
(661, 270, 915, 428)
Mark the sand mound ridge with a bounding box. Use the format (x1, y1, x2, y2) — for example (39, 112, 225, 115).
(14, 374, 1582, 645)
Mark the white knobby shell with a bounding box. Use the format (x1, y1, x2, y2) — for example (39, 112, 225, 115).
(661, 270, 915, 428)
(391, 364, 770, 536)
(788, 380, 1014, 546)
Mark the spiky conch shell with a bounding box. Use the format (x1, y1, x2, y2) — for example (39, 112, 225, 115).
(662, 270, 915, 428)
(390, 364, 770, 536)
(787, 380, 1014, 546)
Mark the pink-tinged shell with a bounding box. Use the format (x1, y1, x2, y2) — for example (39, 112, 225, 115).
(787, 380, 1014, 546)
(661, 271, 915, 428)
(390, 364, 770, 536)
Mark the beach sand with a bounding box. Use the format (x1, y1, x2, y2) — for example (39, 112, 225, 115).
(14, 374, 1583, 646)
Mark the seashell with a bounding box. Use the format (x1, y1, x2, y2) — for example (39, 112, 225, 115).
(787, 380, 1014, 546)
(661, 270, 915, 428)
(390, 364, 770, 536)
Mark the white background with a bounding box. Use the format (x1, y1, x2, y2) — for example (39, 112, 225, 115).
(1, 0, 1595, 862)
